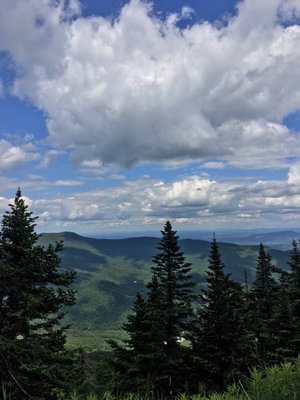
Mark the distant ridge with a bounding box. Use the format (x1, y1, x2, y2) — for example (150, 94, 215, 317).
(227, 230, 300, 250)
(236, 230, 299, 241)
(38, 231, 292, 350)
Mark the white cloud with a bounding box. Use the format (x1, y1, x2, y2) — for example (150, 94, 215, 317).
(52, 179, 83, 187)
(0, 172, 292, 232)
(0, 0, 300, 170)
(151, 177, 230, 209)
(38, 149, 65, 168)
(0, 139, 39, 172)
(288, 163, 300, 185)
(278, 0, 300, 22)
(202, 161, 226, 169)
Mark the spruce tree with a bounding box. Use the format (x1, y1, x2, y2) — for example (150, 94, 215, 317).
(0, 189, 76, 399)
(151, 221, 196, 342)
(108, 293, 147, 391)
(269, 271, 295, 363)
(109, 221, 196, 397)
(288, 240, 300, 285)
(192, 236, 245, 391)
(150, 220, 196, 396)
(144, 274, 168, 389)
(246, 243, 277, 367)
(252, 244, 276, 319)
(108, 281, 167, 396)
(287, 239, 300, 355)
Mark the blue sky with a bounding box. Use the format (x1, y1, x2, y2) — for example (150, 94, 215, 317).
(0, 0, 300, 235)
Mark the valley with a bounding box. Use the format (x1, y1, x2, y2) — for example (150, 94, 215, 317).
(39, 231, 294, 351)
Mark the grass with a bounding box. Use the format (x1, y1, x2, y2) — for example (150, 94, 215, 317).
(1, 382, 11, 400)
(59, 357, 300, 400)
(66, 328, 127, 352)
(2, 357, 300, 399)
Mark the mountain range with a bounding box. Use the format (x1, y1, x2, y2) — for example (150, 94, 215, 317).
(38, 231, 295, 351)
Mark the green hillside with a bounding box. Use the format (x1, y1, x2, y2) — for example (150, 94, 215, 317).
(38, 232, 291, 351)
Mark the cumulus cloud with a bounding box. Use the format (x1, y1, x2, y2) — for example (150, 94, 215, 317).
(278, 0, 300, 21)
(0, 0, 300, 170)
(0, 172, 292, 232)
(38, 149, 65, 168)
(52, 179, 83, 186)
(0, 139, 39, 172)
(202, 162, 226, 169)
(288, 163, 300, 185)
(0, 172, 83, 201)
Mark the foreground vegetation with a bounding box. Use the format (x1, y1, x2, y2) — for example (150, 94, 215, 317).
(102, 223, 300, 397)
(2, 357, 299, 400)
(1, 190, 300, 399)
(54, 358, 300, 399)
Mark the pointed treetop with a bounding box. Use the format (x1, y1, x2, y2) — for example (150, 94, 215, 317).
(14, 188, 24, 207)
(163, 219, 176, 234)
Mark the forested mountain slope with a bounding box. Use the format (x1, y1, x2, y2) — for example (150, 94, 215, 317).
(39, 232, 291, 350)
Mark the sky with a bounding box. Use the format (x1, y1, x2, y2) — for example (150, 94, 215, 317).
(0, 0, 300, 235)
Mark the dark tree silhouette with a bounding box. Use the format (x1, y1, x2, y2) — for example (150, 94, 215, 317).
(0, 189, 76, 399)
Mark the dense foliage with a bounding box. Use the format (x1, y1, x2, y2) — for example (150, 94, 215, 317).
(38, 231, 290, 351)
(0, 190, 76, 399)
(191, 236, 246, 390)
(108, 221, 196, 396)
(26, 357, 300, 400)
(1, 191, 300, 398)
(107, 231, 300, 397)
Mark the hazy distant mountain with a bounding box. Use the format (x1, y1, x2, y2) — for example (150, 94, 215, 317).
(224, 231, 300, 250)
(38, 231, 291, 351)
(89, 229, 300, 249)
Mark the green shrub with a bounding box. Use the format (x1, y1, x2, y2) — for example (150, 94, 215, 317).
(245, 357, 300, 400)
(59, 357, 300, 400)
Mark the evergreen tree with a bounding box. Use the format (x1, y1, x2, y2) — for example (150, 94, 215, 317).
(192, 236, 245, 391)
(246, 243, 277, 367)
(252, 244, 276, 319)
(109, 221, 196, 397)
(288, 239, 300, 310)
(108, 293, 146, 391)
(150, 220, 196, 396)
(107, 290, 167, 395)
(151, 221, 196, 343)
(0, 189, 76, 399)
(269, 271, 295, 363)
(286, 239, 300, 355)
(144, 274, 169, 389)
